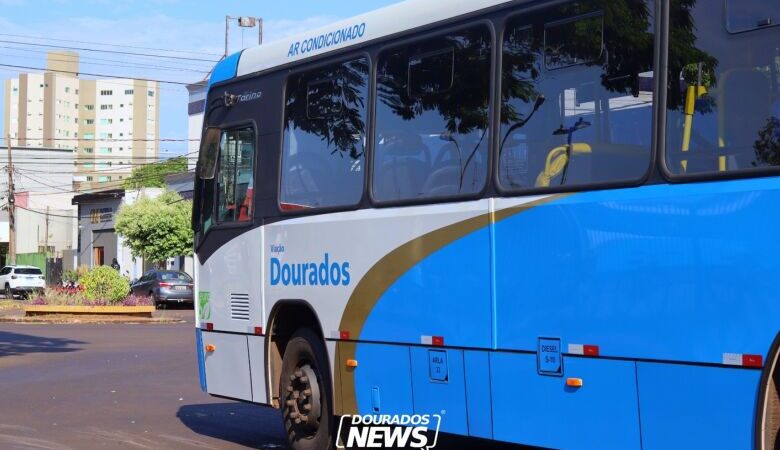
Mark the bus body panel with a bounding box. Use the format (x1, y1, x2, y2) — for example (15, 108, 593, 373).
(490, 352, 641, 450)
(248, 335, 268, 404)
(493, 179, 780, 365)
(198, 227, 265, 335)
(636, 362, 759, 450)
(263, 200, 492, 348)
(202, 331, 253, 401)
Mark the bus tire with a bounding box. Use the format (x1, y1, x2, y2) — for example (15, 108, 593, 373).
(279, 327, 333, 450)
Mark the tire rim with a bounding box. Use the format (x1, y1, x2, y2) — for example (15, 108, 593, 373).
(285, 363, 322, 436)
(762, 353, 780, 450)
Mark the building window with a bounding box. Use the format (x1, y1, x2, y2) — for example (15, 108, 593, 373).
(99, 118, 112, 125)
(86, 176, 93, 181)
(65, 87, 70, 93)
(125, 89, 134, 95)
(148, 90, 155, 97)
(100, 90, 113, 96)
(83, 133, 94, 140)
(84, 119, 94, 125)
(84, 105, 94, 111)
(100, 105, 113, 110)
(83, 147, 93, 153)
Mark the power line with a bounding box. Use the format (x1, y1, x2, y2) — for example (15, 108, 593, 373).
(0, 32, 224, 57)
(0, 39, 220, 63)
(0, 50, 211, 74)
(0, 63, 201, 86)
(1, 137, 199, 142)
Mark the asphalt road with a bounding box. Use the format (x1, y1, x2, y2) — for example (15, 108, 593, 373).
(0, 312, 528, 450)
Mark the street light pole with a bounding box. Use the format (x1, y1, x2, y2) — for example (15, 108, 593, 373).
(224, 16, 263, 58)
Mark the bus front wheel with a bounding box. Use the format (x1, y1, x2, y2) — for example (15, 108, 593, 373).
(279, 328, 333, 450)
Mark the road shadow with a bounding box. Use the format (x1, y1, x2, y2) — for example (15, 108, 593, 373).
(0, 330, 85, 357)
(177, 402, 287, 449)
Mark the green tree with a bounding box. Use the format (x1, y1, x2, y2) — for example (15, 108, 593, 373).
(122, 157, 188, 189)
(115, 190, 193, 267)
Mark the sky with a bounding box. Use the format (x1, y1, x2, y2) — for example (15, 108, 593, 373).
(0, 0, 398, 156)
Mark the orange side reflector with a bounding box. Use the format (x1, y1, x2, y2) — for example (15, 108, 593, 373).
(566, 378, 583, 388)
(205, 344, 216, 353)
(346, 359, 359, 368)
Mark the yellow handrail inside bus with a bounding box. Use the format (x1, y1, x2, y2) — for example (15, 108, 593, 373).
(681, 84, 707, 172)
(535, 143, 592, 187)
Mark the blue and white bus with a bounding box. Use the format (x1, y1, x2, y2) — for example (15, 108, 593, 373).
(192, 0, 780, 448)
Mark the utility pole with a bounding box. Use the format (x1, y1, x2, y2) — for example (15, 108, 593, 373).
(6, 135, 15, 266)
(44, 206, 50, 255)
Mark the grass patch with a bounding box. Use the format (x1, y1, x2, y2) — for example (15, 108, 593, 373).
(0, 300, 22, 311)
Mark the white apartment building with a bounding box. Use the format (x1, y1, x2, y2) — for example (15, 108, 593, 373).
(186, 80, 207, 171)
(3, 51, 160, 192)
(77, 78, 159, 189)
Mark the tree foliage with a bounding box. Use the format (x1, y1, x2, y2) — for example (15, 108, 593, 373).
(115, 190, 193, 266)
(122, 157, 188, 189)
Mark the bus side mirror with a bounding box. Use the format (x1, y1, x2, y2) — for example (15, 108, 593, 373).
(198, 127, 222, 180)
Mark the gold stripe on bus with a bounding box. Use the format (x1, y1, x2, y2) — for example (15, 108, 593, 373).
(336, 194, 568, 414)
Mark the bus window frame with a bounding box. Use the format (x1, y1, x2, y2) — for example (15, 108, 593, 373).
(658, 5, 780, 184)
(198, 119, 259, 240)
(493, 0, 661, 198)
(277, 52, 374, 217)
(367, 19, 498, 208)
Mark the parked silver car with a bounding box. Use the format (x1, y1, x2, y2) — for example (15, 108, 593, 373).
(130, 270, 193, 308)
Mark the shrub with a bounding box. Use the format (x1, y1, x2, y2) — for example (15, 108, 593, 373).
(80, 266, 130, 304)
(122, 295, 154, 307)
(62, 269, 79, 284)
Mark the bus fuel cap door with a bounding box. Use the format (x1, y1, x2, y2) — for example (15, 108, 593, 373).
(538, 338, 563, 376)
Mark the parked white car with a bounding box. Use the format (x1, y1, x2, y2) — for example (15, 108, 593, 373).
(0, 265, 45, 298)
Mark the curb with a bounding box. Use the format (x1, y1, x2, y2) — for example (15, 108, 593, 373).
(0, 317, 188, 325)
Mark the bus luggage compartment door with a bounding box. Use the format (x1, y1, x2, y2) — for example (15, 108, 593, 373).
(490, 352, 641, 450)
(202, 331, 253, 401)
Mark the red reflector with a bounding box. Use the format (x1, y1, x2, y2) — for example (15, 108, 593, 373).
(743, 354, 763, 368)
(340, 331, 350, 340)
(254, 327, 263, 335)
(206, 322, 213, 331)
(159, 282, 172, 287)
(432, 336, 445, 346)
(280, 202, 311, 212)
(584, 345, 600, 357)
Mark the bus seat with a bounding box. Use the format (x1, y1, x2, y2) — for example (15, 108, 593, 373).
(535, 143, 591, 187)
(421, 142, 463, 197)
(376, 132, 431, 200)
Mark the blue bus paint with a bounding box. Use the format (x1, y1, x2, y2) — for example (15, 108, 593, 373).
(493, 178, 780, 364)
(348, 176, 780, 447)
(637, 363, 759, 450)
(464, 350, 493, 439)
(410, 348, 468, 435)
(491, 353, 641, 450)
(354, 343, 414, 417)
(359, 226, 492, 349)
(196, 328, 207, 392)
(209, 51, 243, 87)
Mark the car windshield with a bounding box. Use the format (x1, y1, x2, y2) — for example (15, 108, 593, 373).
(159, 272, 192, 281)
(15, 268, 42, 275)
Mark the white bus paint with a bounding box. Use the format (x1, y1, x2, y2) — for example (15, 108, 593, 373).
(236, 0, 514, 77)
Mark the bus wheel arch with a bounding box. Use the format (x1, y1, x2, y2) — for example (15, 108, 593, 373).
(266, 300, 327, 408)
(757, 331, 780, 450)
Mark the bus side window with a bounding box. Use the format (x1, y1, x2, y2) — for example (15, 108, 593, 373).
(280, 57, 369, 211)
(373, 25, 492, 203)
(216, 127, 255, 223)
(499, 1, 655, 191)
